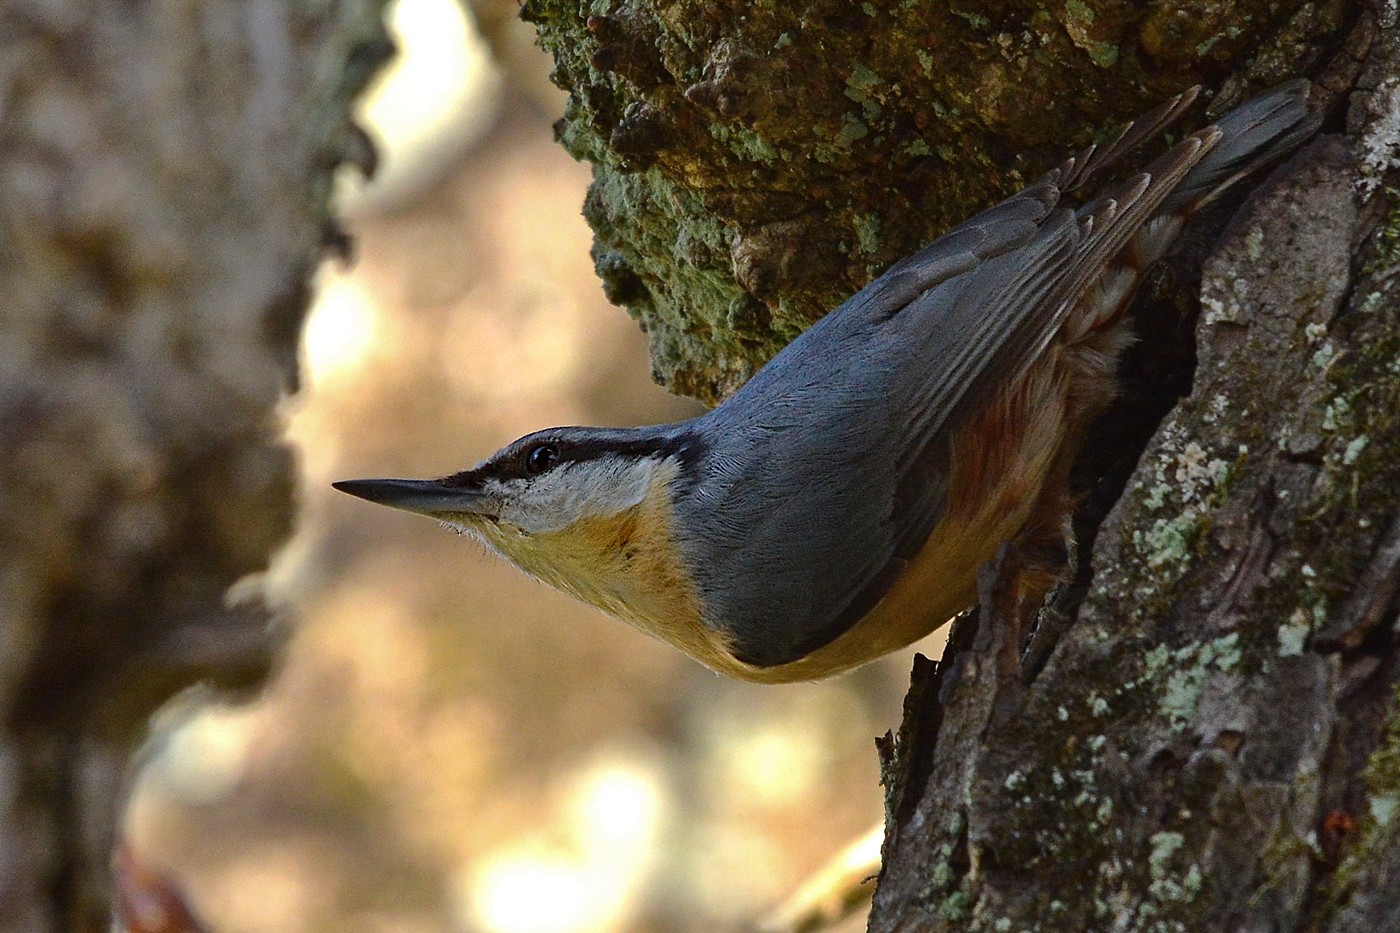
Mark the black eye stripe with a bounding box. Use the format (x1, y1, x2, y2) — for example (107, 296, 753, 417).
(457, 431, 707, 486)
(524, 443, 560, 475)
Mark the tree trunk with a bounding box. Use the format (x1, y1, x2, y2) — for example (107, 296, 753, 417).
(870, 49, 1400, 933)
(524, 0, 1400, 928)
(524, 0, 1355, 403)
(873, 119, 1400, 924)
(0, 3, 387, 929)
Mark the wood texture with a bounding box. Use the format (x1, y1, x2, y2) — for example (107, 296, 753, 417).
(524, 0, 1400, 929)
(526, 0, 1354, 402)
(871, 53, 1400, 930)
(0, 2, 387, 928)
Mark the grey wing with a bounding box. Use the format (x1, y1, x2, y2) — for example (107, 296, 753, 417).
(678, 132, 1218, 669)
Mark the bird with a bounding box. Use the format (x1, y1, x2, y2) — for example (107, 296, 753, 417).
(335, 81, 1321, 684)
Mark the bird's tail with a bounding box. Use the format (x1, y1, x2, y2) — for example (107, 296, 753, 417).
(1052, 80, 1322, 381)
(1161, 79, 1322, 216)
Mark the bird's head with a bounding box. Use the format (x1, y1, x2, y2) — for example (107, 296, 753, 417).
(334, 426, 705, 624)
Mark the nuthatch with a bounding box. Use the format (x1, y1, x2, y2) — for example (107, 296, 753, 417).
(336, 82, 1319, 683)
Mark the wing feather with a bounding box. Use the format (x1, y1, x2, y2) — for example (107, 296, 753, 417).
(678, 108, 1230, 669)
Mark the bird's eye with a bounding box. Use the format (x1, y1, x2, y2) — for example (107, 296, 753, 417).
(524, 443, 559, 475)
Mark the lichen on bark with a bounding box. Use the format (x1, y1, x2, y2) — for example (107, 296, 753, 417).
(517, 2, 1400, 928)
(870, 75, 1400, 933)
(525, 0, 1351, 402)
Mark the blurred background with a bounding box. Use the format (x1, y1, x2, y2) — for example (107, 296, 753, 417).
(121, 1, 942, 929)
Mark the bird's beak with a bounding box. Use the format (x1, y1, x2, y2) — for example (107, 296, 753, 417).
(332, 478, 496, 519)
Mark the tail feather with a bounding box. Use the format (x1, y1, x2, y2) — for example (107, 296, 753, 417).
(1057, 86, 1203, 192)
(1162, 79, 1322, 215)
(1058, 80, 1322, 368)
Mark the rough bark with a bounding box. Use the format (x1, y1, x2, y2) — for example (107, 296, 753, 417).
(870, 48, 1400, 932)
(0, 3, 387, 929)
(525, 0, 1353, 403)
(525, 0, 1400, 929)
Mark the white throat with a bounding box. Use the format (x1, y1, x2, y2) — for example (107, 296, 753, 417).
(492, 454, 676, 534)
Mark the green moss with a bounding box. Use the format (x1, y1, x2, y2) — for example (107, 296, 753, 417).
(845, 63, 884, 102)
(939, 890, 971, 921)
(1370, 793, 1398, 826)
(854, 212, 882, 255)
(707, 122, 781, 164)
(836, 114, 870, 147)
(1276, 609, 1310, 656)
(950, 7, 990, 31)
(1328, 684, 1400, 912)
(1064, 0, 1095, 25)
(1120, 434, 1244, 615)
(584, 165, 776, 397)
(1147, 831, 1183, 877)
(911, 812, 972, 921)
(1059, 1, 1120, 68)
(901, 138, 932, 157)
(1151, 634, 1240, 729)
(1087, 42, 1120, 69)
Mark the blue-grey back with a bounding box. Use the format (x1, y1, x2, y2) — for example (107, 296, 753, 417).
(673, 187, 1077, 666)
(665, 81, 1319, 669)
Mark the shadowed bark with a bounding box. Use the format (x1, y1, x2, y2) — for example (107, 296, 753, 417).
(525, 0, 1400, 928)
(525, 0, 1354, 403)
(871, 73, 1400, 933)
(0, 3, 388, 928)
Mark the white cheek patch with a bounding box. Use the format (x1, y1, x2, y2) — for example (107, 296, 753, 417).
(498, 456, 670, 534)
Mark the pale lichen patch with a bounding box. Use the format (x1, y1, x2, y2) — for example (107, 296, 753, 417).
(1356, 77, 1400, 194)
(1343, 435, 1370, 465)
(1146, 634, 1243, 729)
(1277, 608, 1311, 656)
(1129, 435, 1238, 584)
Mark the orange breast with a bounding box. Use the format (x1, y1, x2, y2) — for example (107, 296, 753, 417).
(492, 471, 743, 671)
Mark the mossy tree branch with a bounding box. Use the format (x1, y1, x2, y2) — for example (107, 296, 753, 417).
(526, 0, 1400, 928)
(526, 0, 1352, 403)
